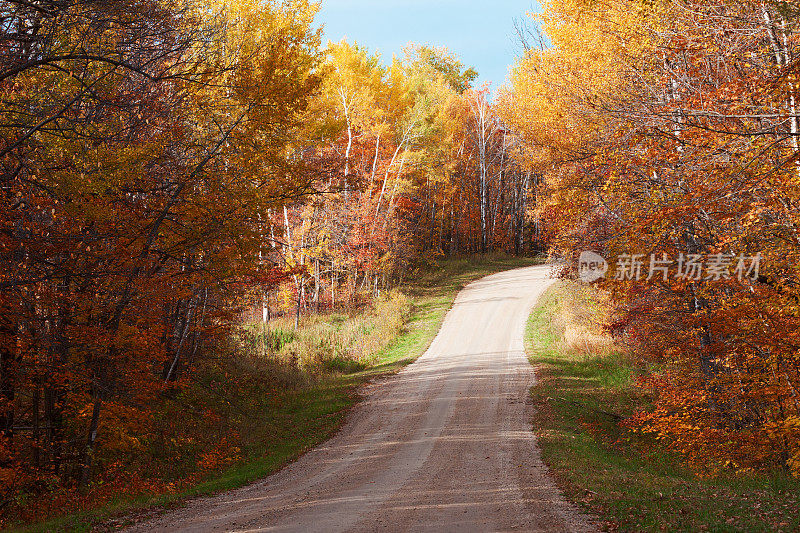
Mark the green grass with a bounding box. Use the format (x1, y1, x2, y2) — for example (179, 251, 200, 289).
(525, 282, 800, 532)
(13, 253, 540, 533)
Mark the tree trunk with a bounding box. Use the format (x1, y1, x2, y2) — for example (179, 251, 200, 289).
(295, 289, 301, 331)
(0, 340, 15, 469)
(80, 398, 102, 488)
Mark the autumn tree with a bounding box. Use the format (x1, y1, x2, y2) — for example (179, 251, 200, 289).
(0, 0, 321, 504)
(505, 0, 800, 475)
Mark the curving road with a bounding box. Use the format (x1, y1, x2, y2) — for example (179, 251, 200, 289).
(126, 266, 597, 533)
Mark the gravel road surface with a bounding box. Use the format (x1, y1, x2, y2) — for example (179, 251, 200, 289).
(126, 265, 597, 533)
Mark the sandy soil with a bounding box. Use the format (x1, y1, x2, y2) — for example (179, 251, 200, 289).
(125, 265, 598, 532)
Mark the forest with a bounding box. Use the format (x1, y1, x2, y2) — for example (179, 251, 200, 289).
(1, 0, 799, 529)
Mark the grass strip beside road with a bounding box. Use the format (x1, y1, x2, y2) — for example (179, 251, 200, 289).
(525, 282, 800, 532)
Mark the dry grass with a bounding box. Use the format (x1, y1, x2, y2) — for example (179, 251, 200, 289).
(549, 283, 616, 359)
(243, 290, 412, 373)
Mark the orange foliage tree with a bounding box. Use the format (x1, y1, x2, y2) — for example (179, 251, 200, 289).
(505, 0, 800, 475)
(0, 0, 320, 509)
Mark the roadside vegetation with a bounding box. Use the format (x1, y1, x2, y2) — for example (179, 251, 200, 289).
(9, 254, 538, 532)
(506, 0, 800, 479)
(526, 283, 800, 532)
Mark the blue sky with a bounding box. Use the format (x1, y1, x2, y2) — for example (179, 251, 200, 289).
(315, 0, 543, 91)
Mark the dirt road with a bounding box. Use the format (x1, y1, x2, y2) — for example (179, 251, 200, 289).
(127, 266, 596, 532)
